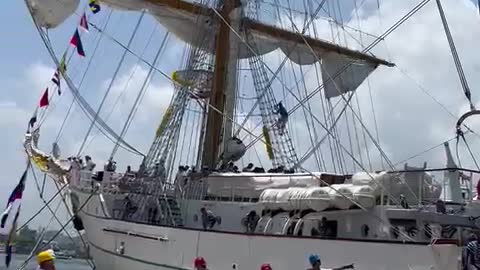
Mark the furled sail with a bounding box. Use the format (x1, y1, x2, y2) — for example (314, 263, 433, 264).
(172, 69, 213, 99)
(26, 0, 79, 29)
(321, 53, 377, 99)
(151, 6, 216, 53)
(29, 0, 392, 68)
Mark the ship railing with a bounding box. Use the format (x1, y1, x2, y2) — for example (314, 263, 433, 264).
(179, 181, 258, 203)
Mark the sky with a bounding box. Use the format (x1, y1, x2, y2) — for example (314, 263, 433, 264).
(1, 0, 480, 231)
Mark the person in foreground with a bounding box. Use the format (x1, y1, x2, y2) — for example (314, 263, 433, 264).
(308, 254, 354, 270)
(37, 249, 56, 270)
(260, 263, 273, 270)
(194, 257, 208, 270)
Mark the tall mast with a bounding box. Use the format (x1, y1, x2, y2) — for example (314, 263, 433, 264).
(202, 0, 240, 169)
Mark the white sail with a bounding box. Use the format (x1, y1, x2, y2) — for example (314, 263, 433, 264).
(321, 53, 377, 99)
(26, 0, 79, 28)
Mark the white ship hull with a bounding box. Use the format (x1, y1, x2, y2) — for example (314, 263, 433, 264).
(74, 189, 461, 270)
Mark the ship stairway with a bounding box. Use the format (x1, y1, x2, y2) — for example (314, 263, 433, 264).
(158, 194, 184, 227)
(247, 46, 299, 169)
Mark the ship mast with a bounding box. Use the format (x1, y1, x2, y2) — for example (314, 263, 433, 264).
(202, 0, 241, 169)
(132, 0, 394, 173)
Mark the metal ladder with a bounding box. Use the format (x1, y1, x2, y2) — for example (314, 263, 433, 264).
(159, 194, 184, 227)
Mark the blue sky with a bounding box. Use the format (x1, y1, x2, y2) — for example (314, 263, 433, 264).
(1, 0, 480, 231)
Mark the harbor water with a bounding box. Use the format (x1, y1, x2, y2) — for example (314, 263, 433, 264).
(0, 255, 90, 270)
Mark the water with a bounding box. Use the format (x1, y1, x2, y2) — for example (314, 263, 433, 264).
(0, 255, 91, 270)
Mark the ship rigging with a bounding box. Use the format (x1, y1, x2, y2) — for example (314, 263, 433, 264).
(5, 0, 480, 269)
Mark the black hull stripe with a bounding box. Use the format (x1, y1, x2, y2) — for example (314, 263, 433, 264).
(88, 240, 188, 270)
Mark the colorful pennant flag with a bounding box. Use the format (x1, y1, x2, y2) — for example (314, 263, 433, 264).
(70, 30, 85, 57)
(58, 52, 67, 75)
(79, 13, 89, 32)
(0, 165, 29, 267)
(89, 0, 101, 14)
(39, 88, 49, 107)
(52, 53, 67, 95)
(28, 108, 38, 130)
(51, 69, 61, 95)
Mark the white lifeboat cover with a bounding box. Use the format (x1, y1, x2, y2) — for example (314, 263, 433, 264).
(206, 172, 325, 197)
(260, 184, 378, 211)
(27, 0, 79, 29)
(351, 185, 376, 208)
(260, 188, 317, 211)
(351, 171, 387, 188)
(328, 184, 354, 210)
(259, 189, 280, 209)
(305, 187, 331, 211)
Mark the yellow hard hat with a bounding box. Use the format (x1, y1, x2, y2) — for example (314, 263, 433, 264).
(37, 249, 55, 264)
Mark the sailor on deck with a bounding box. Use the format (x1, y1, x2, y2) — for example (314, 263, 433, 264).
(201, 207, 219, 230)
(104, 160, 117, 172)
(243, 210, 260, 233)
(152, 158, 166, 180)
(273, 101, 288, 135)
(37, 249, 56, 270)
(85, 155, 96, 171)
(242, 163, 254, 172)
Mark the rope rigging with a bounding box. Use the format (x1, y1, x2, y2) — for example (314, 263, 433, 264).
(435, 0, 475, 111)
(25, 1, 146, 158)
(77, 11, 146, 157)
(276, 3, 396, 172)
(235, 0, 431, 167)
(232, 0, 328, 139)
(83, 24, 160, 153)
(32, 21, 145, 157)
(30, 169, 96, 269)
(110, 32, 170, 159)
(18, 190, 96, 270)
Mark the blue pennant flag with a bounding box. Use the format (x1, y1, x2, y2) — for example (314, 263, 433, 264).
(0, 165, 29, 267)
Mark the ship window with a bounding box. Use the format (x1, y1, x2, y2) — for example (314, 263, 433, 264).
(265, 216, 288, 234)
(361, 224, 369, 237)
(295, 221, 304, 236)
(286, 220, 297, 235)
(311, 219, 337, 238)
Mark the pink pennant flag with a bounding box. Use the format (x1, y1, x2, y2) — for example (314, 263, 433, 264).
(79, 13, 89, 32)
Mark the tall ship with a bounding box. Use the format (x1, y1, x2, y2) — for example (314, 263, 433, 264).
(18, 0, 480, 269)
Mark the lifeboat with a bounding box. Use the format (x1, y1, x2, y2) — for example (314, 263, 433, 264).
(328, 184, 354, 210)
(304, 187, 330, 211)
(351, 185, 377, 208)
